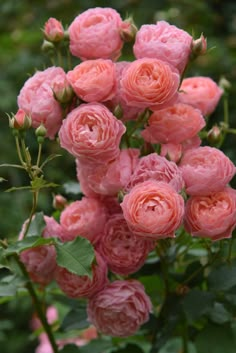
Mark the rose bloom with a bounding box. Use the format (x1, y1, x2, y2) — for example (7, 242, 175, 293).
(184, 187, 236, 241)
(179, 146, 236, 195)
(179, 77, 223, 116)
(87, 280, 152, 337)
(121, 180, 185, 239)
(44, 17, 64, 42)
(76, 148, 139, 196)
(127, 153, 184, 193)
(59, 197, 107, 244)
(120, 58, 180, 111)
(142, 103, 205, 144)
(17, 67, 66, 139)
(19, 216, 63, 286)
(106, 61, 142, 121)
(67, 59, 117, 102)
(69, 7, 124, 61)
(98, 213, 155, 275)
(58, 103, 126, 162)
(55, 251, 108, 298)
(133, 21, 192, 73)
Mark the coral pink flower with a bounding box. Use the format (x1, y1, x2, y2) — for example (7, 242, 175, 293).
(184, 187, 236, 241)
(87, 280, 152, 337)
(120, 58, 180, 111)
(121, 180, 184, 239)
(19, 216, 62, 286)
(58, 103, 126, 162)
(160, 143, 183, 163)
(142, 103, 205, 144)
(98, 213, 155, 275)
(67, 59, 117, 102)
(133, 21, 192, 73)
(59, 197, 107, 244)
(69, 7, 124, 61)
(179, 77, 223, 116)
(17, 67, 66, 139)
(179, 146, 236, 195)
(127, 153, 184, 192)
(55, 251, 108, 298)
(76, 148, 139, 196)
(44, 17, 64, 42)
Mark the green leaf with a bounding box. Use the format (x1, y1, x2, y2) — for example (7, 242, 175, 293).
(0, 275, 25, 297)
(59, 344, 81, 353)
(0, 177, 7, 182)
(159, 338, 197, 353)
(63, 182, 81, 195)
(61, 305, 89, 331)
(111, 343, 144, 353)
(4, 236, 54, 256)
(5, 185, 32, 192)
(208, 264, 236, 291)
(55, 237, 95, 278)
(31, 176, 59, 191)
(79, 339, 113, 353)
(182, 289, 214, 323)
(40, 153, 62, 169)
(0, 247, 9, 269)
(196, 323, 236, 353)
(26, 212, 46, 237)
(206, 302, 232, 324)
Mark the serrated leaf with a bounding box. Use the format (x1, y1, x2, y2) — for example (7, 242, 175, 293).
(55, 237, 94, 278)
(31, 176, 59, 191)
(26, 212, 46, 237)
(182, 289, 214, 323)
(63, 182, 81, 195)
(208, 264, 236, 291)
(4, 236, 54, 256)
(61, 305, 89, 331)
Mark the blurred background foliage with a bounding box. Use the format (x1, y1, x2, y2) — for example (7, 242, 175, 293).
(0, 1, 236, 351)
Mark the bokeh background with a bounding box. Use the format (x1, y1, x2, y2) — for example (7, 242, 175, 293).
(0, 0, 236, 351)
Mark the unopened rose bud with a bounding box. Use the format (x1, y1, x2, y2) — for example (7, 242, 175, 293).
(44, 17, 64, 43)
(41, 39, 55, 54)
(120, 17, 138, 42)
(207, 125, 222, 145)
(53, 194, 67, 210)
(36, 124, 47, 143)
(190, 33, 207, 60)
(52, 80, 74, 104)
(219, 76, 231, 93)
(113, 104, 123, 119)
(9, 109, 31, 130)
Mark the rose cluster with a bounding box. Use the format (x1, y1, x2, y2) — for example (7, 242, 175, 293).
(16, 7, 236, 340)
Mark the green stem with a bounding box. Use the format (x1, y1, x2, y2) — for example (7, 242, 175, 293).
(66, 48, 72, 70)
(156, 244, 170, 295)
(16, 256, 59, 353)
(22, 191, 38, 238)
(15, 136, 25, 166)
(56, 48, 63, 67)
(182, 316, 189, 353)
(36, 143, 43, 168)
(20, 138, 34, 179)
(222, 127, 236, 134)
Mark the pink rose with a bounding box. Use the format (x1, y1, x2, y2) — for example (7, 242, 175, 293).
(44, 17, 64, 42)
(127, 153, 184, 193)
(160, 143, 183, 163)
(106, 61, 142, 121)
(179, 77, 223, 116)
(184, 187, 236, 241)
(87, 280, 152, 337)
(133, 21, 192, 73)
(179, 146, 236, 195)
(59, 197, 107, 244)
(121, 180, 184, 239)
(98, 213, 155, 275)
(55, 251, 108, 298)
(76, 148, 139, 196)
(19, 216, 63, 286)
(120, 58, 180, 111)
(58, 103, 126, 162)
(67, 59, 117, 102)
(142, 103, 205, 144)
(69, 7, 124, 61)
(17, 67, 66, 139)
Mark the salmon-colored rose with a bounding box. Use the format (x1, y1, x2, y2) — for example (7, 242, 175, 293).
(58, 103, 126, 163)
(98, 213, 155, 275)
(120, 58, 180, 111)
(179, 146, 236, 195)
(87, 280, 152, 337)
(142, 103, 205, 144)
(133, 21, 192, 73)
(184, 187, 236, 241)
(121, 180, 185, 239)
(67, 59, 117, 102)
(69, 7, 124, 61)
(179, 77, 223, 116)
